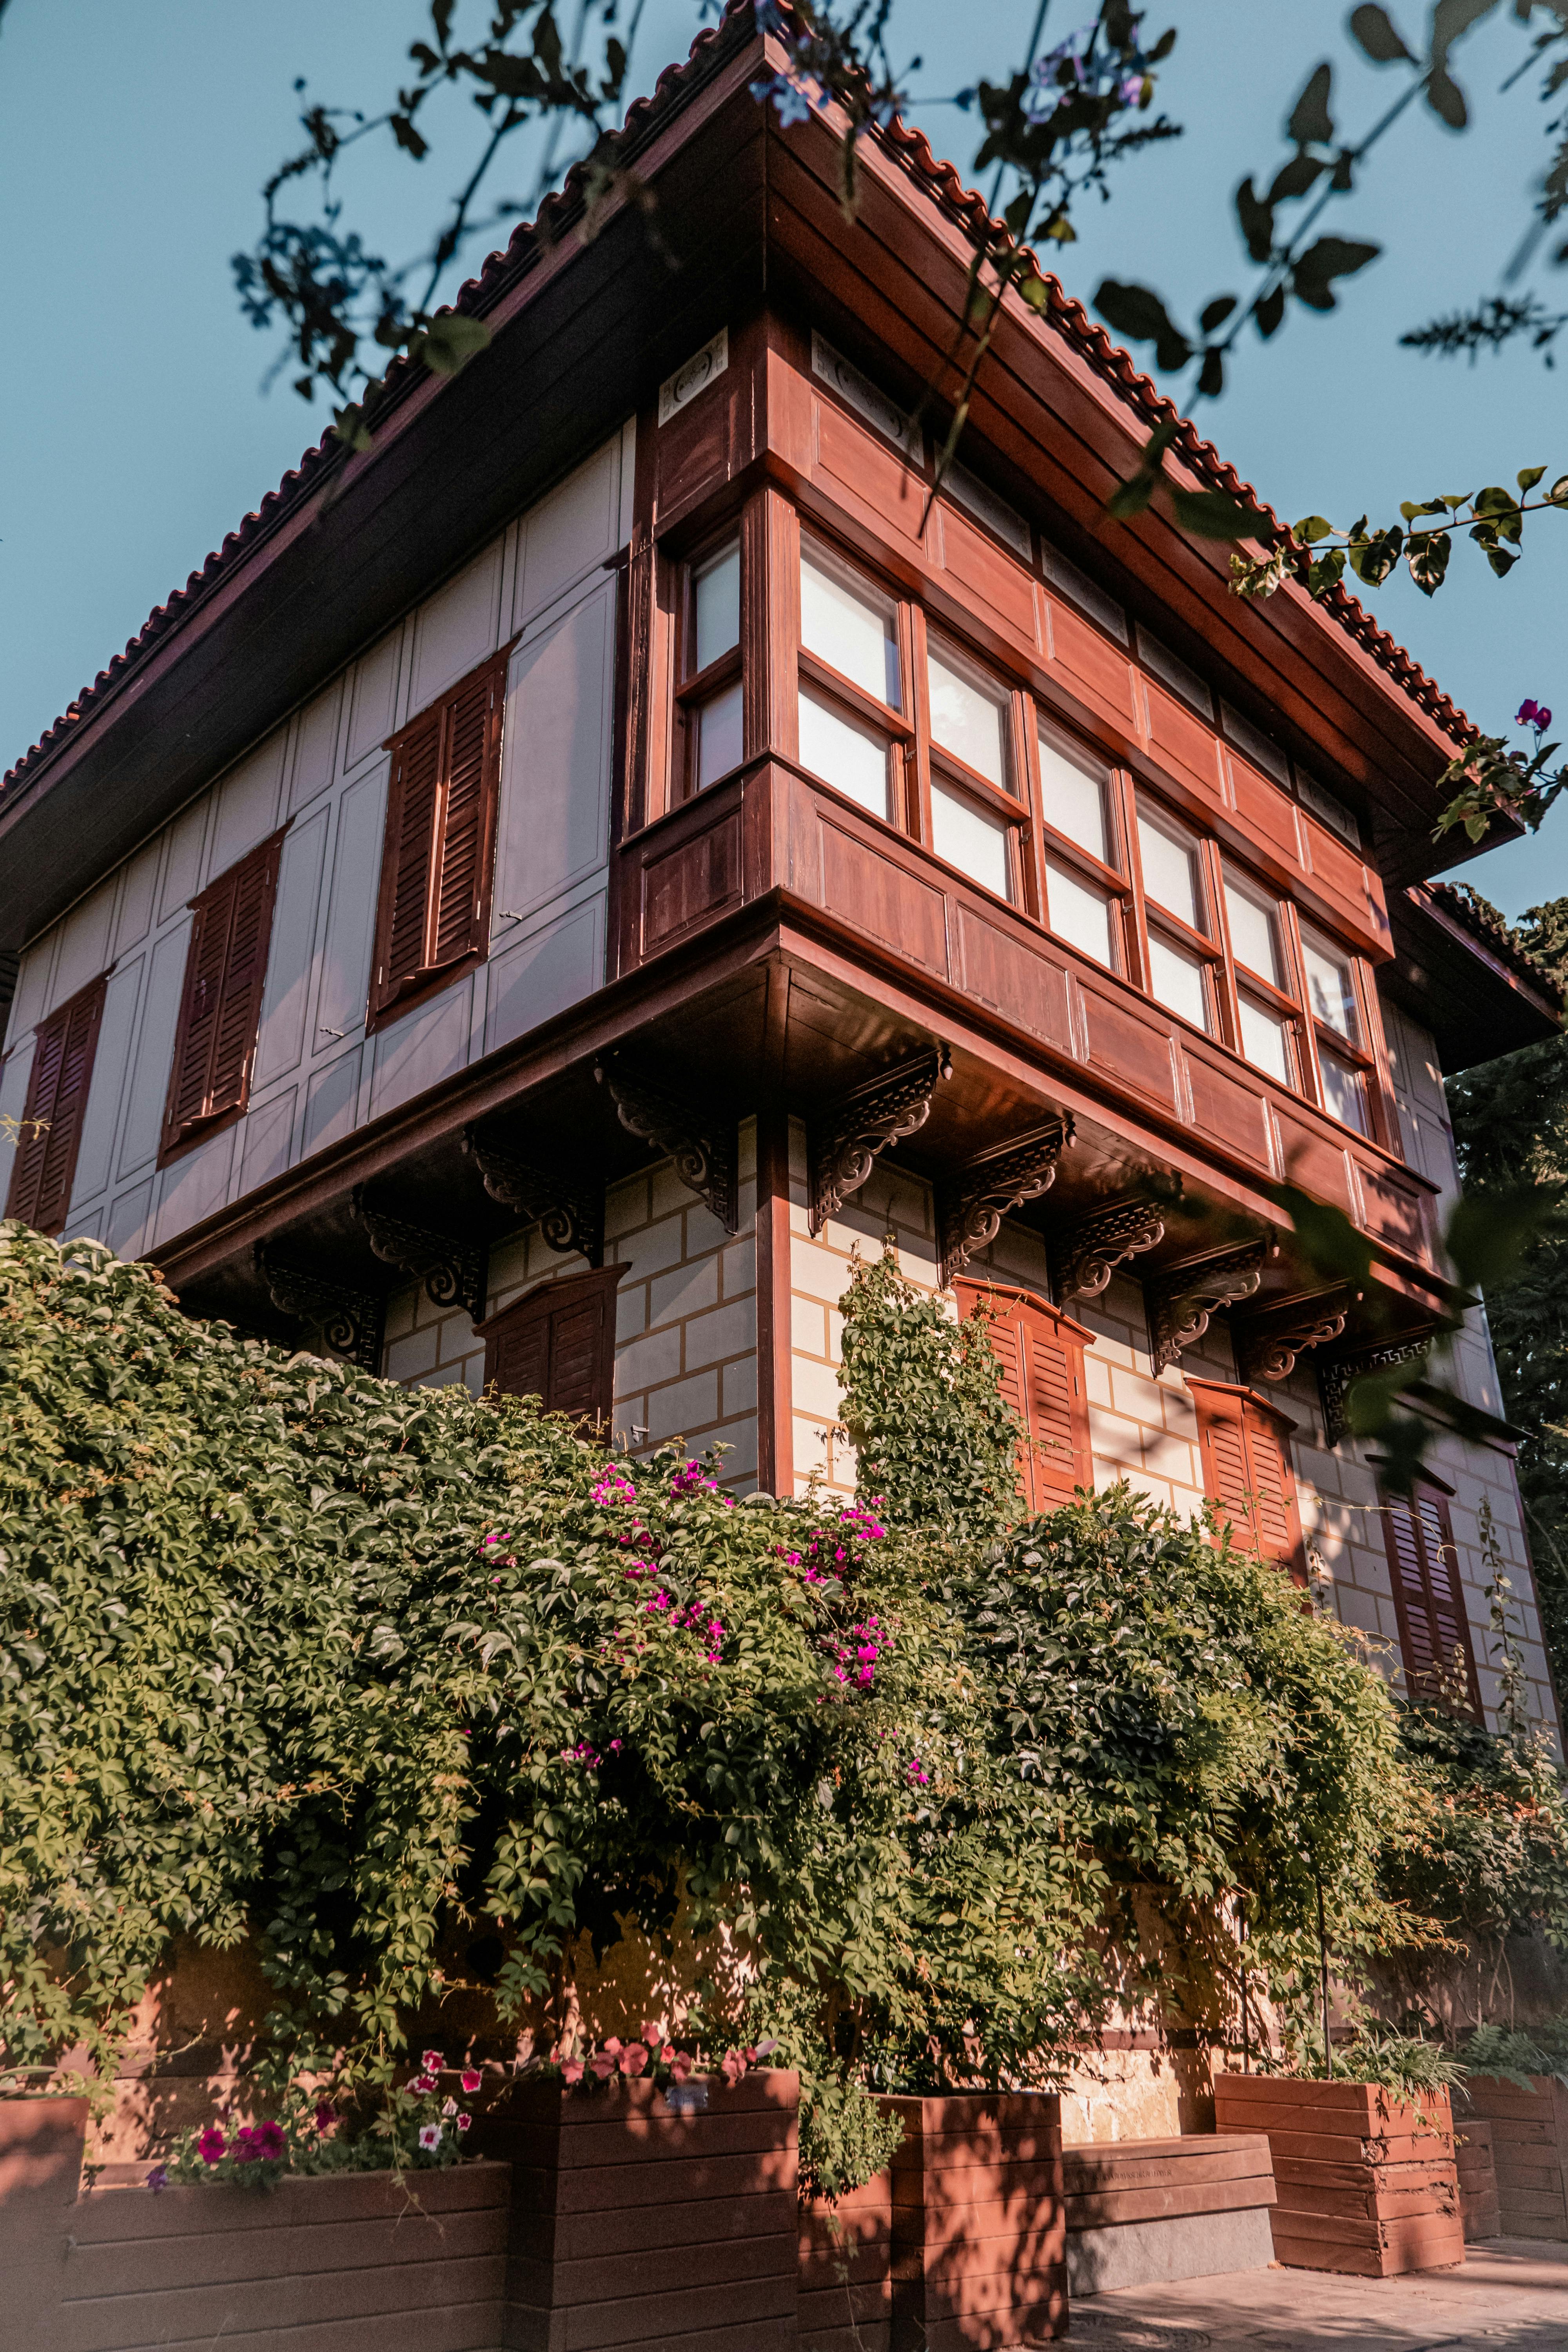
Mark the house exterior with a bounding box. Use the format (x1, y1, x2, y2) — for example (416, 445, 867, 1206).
(2, 2, 1561, 1749)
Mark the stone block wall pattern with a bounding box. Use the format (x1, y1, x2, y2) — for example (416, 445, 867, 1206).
(1214, 2073, 1463, 2277)
(0, 2151, 509, 2352)
(473, 2070, 800, 2352)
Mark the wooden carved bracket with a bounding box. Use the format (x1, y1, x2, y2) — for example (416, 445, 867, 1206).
(937, 1117, 1073, 1287)
(254, 1244, 385, 1373)
(351, 1186, 487, 1319)
(1052, 1193, 1168, 1304)
(595, 1059, 738, 1234)
(1235, 1289, 1356, 1387)
(808, 1044, 951, 1236)
(462, 1129, 604, 1267)
(1319, 1337, 1433, 1448)
(1147, 1240, 1270, 1375)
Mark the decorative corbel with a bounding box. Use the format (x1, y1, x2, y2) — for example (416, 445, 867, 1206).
(253, 1244, 385, 1373)
(461, 1129, 604, 1268)
(1147, 1240, 1270, 1375)
(1235, 1289, 1356, 1387)
(937, 1117, 1073, 1287)
(1051, 1192, 1168, 1305)
(1319, 1337, 1433, 1448)
(807, 1044, 951, 1236)
(595, 1058, 737, 1234)
(350, 1186, 488, 1319)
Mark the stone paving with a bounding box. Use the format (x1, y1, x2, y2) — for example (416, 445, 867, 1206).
(1069, 2238, 1568, 2349)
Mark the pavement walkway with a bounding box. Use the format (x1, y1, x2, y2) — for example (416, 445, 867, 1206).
(1069, 2238, 1568, 2349)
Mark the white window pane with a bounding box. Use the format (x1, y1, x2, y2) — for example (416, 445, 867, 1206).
(1138, 809, 1202, 930)
(1224, 877, 1283, 987)
(1303, 932, 1359, 1042)
(931, 781, 1011, 900)
(801, 552, 900, 708)
(1039, 733, 1110, 864)
(798, 687, 889, 817)
(696, 682, 744, 788)
(1319, 1049, 1370, 1135)
(1045, 859, 1114, 967)
(693, 543, 740, 673)
(1238, 995, 1291, 1085)
(1147, 935, 1210, 1031)
(927, 649, 1007, 787)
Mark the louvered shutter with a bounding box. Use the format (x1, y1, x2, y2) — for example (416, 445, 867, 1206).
(160, 830, 284, 1163)
(955, 1281, 1094, 1514)
(5, 973, 107, 1236)
(370, 652, 505, 1029)
(1192, 1379, 1307, 1585)
(1381, 1481, 1480, 1715)
(479, 1266, 620, 1430)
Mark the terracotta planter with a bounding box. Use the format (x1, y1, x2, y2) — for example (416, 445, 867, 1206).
(1461, 2073, 1568, 2239)
(1455, 2116, 1501, 2241)
(1215, 2072, 1462, 2277)
(878, 2092, 1066, 2351)
(475, 2069, 800, 2352)
(799, 2169, 893, 2352)
(3, 2155, 509, 2352)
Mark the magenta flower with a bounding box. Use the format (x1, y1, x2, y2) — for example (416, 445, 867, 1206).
(314, 2102, 336, 2134)
(461, 2068, 482, 2095)
(253, 2120, 285, 2160)
(418, 2122, 443, 2151)
(456, 2111, 472, 2133)
(196, 2125, 225, 2165)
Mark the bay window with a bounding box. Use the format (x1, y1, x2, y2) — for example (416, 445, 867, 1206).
(679, 534, 744, 795)
(1300, 924, 1374, 1137)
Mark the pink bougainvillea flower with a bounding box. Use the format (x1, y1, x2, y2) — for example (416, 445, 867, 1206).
(590, 2049, 617, 2081)
(668, 2049, 695, 2083)
(560, 2058, 585, 2085)
(196, 2126, 226, 2165)
(602, 2036, 623, 2056)
(411, 2073, 437, 2094)
(460, 2068, 482, 2095)
(720, 2049, 748, 2087)
(418, 2122, 443, 2151)
(456, 2111, 472, 2132)
(620, 2041, 649, 2077)
(421, 2049, 444, 2072)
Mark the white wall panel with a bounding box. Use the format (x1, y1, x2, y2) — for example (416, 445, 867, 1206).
(303, 1049, 363, 1158)
(515, 440, 622, 628)
(108, 1179, 153, 1259)
(239, 1087, 296, 1194)
(411, 542, 503, 711)
(314, 766, 387, 1045)
(494, 580, 614, 930)
(6, 940, 54, 1052)
(0, 1033, 36, 1136)
(118, 919, 190, 1179)
(254, 808, 328, 1089)
(370, 981, 471, 1120)
(210, 731, 286, 876)
(47, 878, 115, 1013)
(69, 959, 142, 1212)
(345, 630, 402, 769)
(154, 1125, 234, 1245)
(64, 1203, 105, 1243)
(158, 800, 209, 923)
(486, 891, 605, 1055)
(113, 841, 160, 958)
(289, 682, 343, 814)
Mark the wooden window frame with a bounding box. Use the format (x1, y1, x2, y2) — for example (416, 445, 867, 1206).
(1189, 1375, 1308, 1585)
(672, 526, 746, 802)
(4, 971, 109, 1236)
(158, 825, 288, 1170)
(1376, 1468, 1483, 1718)
(475, 1264, 624, 1428)
(954, 1278, 1095, 1512)
(368, 646, 512, 1037)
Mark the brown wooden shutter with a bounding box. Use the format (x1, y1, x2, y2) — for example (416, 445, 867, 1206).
(477, 1265, 622, 1429)
(160, 828, 285, 1166)
(1191, 1377, 1307, 1585)
(369, 651, 506, 1031)
(1380, 1477, 1481, 1716)
(5, 972, 107, 1236)
(955, 1280, 1095, 1514)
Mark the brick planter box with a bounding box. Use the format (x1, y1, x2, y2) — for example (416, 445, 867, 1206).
(475, 2069, 799, 2352)
(800, 2170, 893, 2352)
(1455, 2116, 1501, 2241)
(2, 2147, 509, 2352)
(878, 2092, 1065, 2350)
(1215, 2072, 1462, 2277)
(1461, 2074, 1568, 2238)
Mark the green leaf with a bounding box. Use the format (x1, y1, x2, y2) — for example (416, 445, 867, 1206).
(1199, 294, 1238, 334)
(1270, 1185, 1375, 1287)
(1518, 465, 1547, 492)
(1349, 4, 1415, 63)
(1195, 348, 1225, 398)
(1168, 486, 1272, 540)
(1234, 178, 1275, 265)
(1445, 1186, 1554, 1294)
(1426, 67, 1468, 130)
(1294, 515, 1334, 543)
(1291, 236, 1381, 311)
(1269, 153, 1324, 203)
(1254, 284, 1287, 339)
(1093, 280, 1193, 372)
(1288, 62, 1334, 148)
(1406, 528, 1452, 594)
(412, 314, 492, 377)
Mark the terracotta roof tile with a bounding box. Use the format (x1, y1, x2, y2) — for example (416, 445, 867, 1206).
(1, 0, 1473, 804)
(1424, 881, 1564, 1010)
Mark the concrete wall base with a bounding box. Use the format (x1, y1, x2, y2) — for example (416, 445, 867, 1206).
(1068, 2204, 1275, 2296)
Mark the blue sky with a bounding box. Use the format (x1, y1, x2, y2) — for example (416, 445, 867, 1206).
(2, 1, 1564, 918)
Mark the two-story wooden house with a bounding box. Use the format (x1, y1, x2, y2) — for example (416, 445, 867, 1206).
(3, 3, 1560, 1740)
